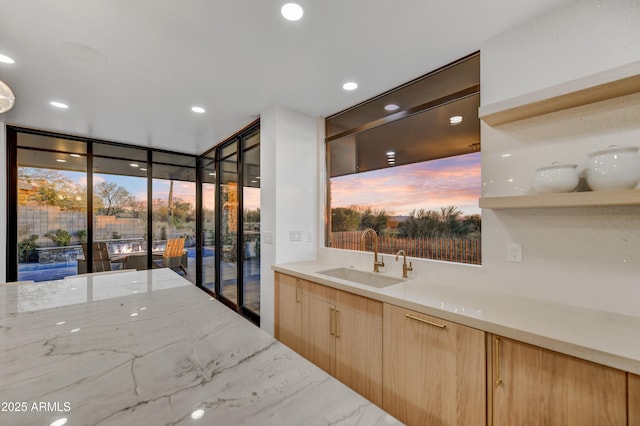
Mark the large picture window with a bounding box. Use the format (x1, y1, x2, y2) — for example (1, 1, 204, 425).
(326, 53, 481, 265)
(7, 122, 259, 324)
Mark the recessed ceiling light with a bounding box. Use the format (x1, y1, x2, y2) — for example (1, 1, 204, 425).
(281, 3, 304, 21)
(140, 168, 147, 172)
(69, 154, 81, 158)
(501, 153, 512, 158)
(449, 115, 463, 125)
(130, 163, 139, 168)
(342, 82, 358, 91)
(191, 106, 205, 114)
(50, 101, 69, 109)
(50, 418, 68, 426)
(386, 151, 395, 157)
(208, 172, 215, 176)
(0, 53, 15, 64)
(56, 159, 67, 163)
(384, 104, 400, 111)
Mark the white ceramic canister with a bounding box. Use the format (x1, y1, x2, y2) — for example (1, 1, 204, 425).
(534, 162, 579, 194)
(586, 145, 640, 191)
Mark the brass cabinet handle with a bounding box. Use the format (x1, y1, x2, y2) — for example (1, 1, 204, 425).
(405, 313, 446, 329)
(495, 337, 503, 386)
(330, 307, 336, 336)
(295, 279, 301, 303)
(335, 309, 340, 338)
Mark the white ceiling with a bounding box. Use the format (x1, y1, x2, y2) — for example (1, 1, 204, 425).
(0, 0, 572, 154)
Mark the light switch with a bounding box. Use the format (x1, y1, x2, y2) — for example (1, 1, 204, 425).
(507, 243, 522, 262)
(263, 231, 274, 244)
(289, 230, 302, 242)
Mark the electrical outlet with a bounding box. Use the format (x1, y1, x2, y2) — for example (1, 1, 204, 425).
(507, 243, 523, 262)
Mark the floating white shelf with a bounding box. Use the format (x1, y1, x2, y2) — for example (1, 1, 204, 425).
(479, 190, 640, 210)
(479, 61, 640, 126)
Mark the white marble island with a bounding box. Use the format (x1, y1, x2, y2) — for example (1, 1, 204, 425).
(0, 269, 400, 426)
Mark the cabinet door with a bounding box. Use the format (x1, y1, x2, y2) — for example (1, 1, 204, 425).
(301, 280, 336, 375)
(629, 373, 640, 426)
(492, 336, 626, 426)
(274, 273, 303, 355)
(335, 290, 383, 406)
(383, 304, 486, 426)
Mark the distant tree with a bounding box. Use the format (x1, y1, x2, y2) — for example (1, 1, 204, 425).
(397, 206, 478, 239)
(331, 207, 361, 231)
(462, 214, 481, 239)
(398, 209, 442, 238)
(172, 199, 195, 223)
(95, 181, 135, 216)
(359, 207, 390, 234)
(244, 208, 260, 223)
(19, 168, 85, 211)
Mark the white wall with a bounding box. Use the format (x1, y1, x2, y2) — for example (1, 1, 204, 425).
(478, 0, 640, 316)
(260, 106, 318, 334)
(307, 0, 640, 319)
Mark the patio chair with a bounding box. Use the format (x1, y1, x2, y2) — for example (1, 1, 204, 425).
(153, 238, 187, 274)
(81, 242, 128, 272)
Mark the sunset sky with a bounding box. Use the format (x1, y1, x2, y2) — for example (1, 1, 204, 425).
(67, 172, 262, 211)
(330, 152, 481, 217)
(56, 153, 480, 216)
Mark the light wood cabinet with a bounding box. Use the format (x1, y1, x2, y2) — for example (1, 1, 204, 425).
(274, 272, 303, 355)
(383, 303, 486, 426)
(630, 373, 640, 426)
(275, 273, 383, 406)
(334, 289, 383, 406)
(301, 280, 336, 374)
(490, 336, 627, 426)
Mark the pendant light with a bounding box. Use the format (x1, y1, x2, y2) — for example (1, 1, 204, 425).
(0, 80, 15, 113)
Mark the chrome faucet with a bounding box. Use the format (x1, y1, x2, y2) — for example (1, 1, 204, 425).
(361, 228, 385, 273)
(395, 249, 413, 278)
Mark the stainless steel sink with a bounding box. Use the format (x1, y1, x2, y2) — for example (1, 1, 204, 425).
(316, 267, 403, 288)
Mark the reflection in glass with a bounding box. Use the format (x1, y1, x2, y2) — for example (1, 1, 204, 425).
(219, 143, 238, 304)
(242, 136, 260, 315)
(202, 157, 216, 292)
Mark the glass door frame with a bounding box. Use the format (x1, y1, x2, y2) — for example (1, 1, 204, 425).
(201, 121, 260, 325)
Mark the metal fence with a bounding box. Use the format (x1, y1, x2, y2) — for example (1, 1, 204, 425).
(330, 231, 481, 265)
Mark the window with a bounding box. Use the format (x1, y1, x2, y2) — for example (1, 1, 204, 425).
(6, 128, 198, 281)
(326, 53, 481, 265)
(7, 123, 259, 322)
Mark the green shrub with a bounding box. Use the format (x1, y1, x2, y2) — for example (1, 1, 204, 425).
(18, 235, 39, 262)
(45, 229, 71, 247)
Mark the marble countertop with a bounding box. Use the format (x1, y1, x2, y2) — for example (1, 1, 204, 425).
(0, 269, 401, 426)
(273, 261, 640, 375)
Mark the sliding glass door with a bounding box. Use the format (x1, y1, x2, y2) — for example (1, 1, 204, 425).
(14, 134, 87, 281)
(201, 123, 260, 323)
(242, 131, 260, 318)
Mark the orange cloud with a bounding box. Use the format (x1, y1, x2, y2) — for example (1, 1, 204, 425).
(330, 153, 481, 216)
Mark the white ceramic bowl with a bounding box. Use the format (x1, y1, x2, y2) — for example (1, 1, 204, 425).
(586, 145, 640, 191)
(534, 162, 579, 194)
